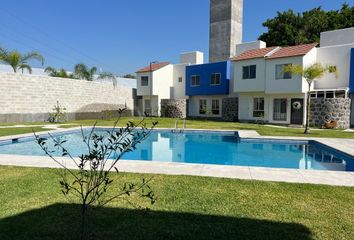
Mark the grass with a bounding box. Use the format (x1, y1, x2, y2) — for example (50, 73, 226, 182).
(0, 165, 353, 239)
(0, 127, 48, 137)
(63, 117, 354, 139)
(0, 117, 353, 139)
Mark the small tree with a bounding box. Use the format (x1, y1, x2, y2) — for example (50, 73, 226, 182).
(35, 109, 157, 239)
(0, 47, 44, 73)
(284, 63, 337, 134)
(48, 101, 67, 123)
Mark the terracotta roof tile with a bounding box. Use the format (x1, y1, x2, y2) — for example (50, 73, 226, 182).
(267, 43, 318, 59)
(231, 47, 278, 61)
(136, 62, 170, 73)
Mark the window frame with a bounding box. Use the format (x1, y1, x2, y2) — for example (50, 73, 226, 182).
(211, 99, 220, 115)
(253, 97, 265, 118)
(199, 99, 207, 115)
(144, 99, 152, 115)
(275, 64, 292, 80)
(191, 75, 200, 87)
(210, 73, 221, 85)
(242, 65, 257, 79)
(273, 98, 288, 121)
(141, 76, 149, 86)
(178, 77, 183, 83)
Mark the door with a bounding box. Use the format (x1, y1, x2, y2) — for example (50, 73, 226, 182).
(291, 98, 304, 125)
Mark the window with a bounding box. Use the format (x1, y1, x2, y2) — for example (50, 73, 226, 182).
(144, 99, 152, 115)
(210, 73, 221, 85)
(317, 91, 325, 98)
(275, 64, 292, 79)
(310, 90, 348, 99)
(253, 98, 264, 117)
(310, 92, 317, 99)
(212, 99, 220, 115)
(273, 99, 287, 121)
(141, 76, 149, 86)
(178, 77, 183, 83)
(326, 91, 334, 99)
(191, 75, 200, 86)
(199, 99, 207, 115)
(242, 65, 256, 79)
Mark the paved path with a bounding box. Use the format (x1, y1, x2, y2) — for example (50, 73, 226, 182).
(0, 128, 353, 187)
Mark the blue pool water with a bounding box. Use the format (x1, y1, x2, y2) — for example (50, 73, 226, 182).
(0, 129, 353, 172)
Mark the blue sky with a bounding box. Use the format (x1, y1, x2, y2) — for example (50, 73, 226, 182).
(0, 0, 347, 75)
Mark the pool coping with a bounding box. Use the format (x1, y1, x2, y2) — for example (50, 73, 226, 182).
(0, 127, 354, 187)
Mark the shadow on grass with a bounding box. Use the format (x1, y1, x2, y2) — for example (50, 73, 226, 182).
(0, 203, 312, 240)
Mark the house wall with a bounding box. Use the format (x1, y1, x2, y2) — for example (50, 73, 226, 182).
(172, 64, 188, 99)
(180, 51, 204, 65)
(0, 72, 134, 122)
(233, 58, 266, 92)
(152, 65, 174, 99)
(265, 56, 309, 94)
(186, 61, 230, 96)
(136, 72, 154, 97)
(350, 48, 354, 94)
(235, 40, 266, 56)
(310, 98, 351, 129)
(316, 44, 354, 90)
(238, 92, 305, 124)
(351, 95, 354, 128)
(141, 96, 159, 116)
(320, 27, 354, 47)
(160, 99, 187, 118)
(188, 95, 224, 118)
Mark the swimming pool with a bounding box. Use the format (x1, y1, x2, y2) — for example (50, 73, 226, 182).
(0, 129, 353, 172)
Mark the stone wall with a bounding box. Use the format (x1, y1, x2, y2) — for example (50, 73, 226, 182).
(160, 99, 187, 118)
(222, 97, 239, 122)
(0, 72, 134, 122)
(310, 98, 351, 129)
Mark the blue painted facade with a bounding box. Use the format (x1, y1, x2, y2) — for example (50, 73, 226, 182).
(186, 61, 230, 96)
(350, 48, 354, 94)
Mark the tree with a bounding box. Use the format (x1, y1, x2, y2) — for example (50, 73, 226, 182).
(284, 63, 337, 134)
(45, 66, 76, 79)
(0, 47, 44, 73)
(259, 3, 354, 46)
(122, 74, 136, 79)
(97, 72, 117, 87)
(35, 109, 158, 240)
(74, 63, 97, 81)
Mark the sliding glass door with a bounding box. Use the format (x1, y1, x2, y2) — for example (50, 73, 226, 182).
(273, 99, 287, 121)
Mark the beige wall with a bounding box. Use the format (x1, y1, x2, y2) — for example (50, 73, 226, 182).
(0, 72, 134, 122)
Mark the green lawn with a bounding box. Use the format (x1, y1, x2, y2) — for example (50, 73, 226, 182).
(0, 117, 353, 139)
(0, 127, 48, 137)
(63, 117, 354, 139)
(0, 166, 353, 239)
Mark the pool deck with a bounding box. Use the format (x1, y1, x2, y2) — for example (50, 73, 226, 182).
(0, 127, 354, 187)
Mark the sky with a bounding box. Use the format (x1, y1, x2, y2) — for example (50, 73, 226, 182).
(0, 0, 347, 75)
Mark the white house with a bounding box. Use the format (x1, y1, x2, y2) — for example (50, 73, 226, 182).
(232, 43, 318, 125)
(135, 51, 203, 116)
(231, 27, 354, 127)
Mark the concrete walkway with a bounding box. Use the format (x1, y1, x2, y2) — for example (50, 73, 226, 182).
(0, 128, 353, 187)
